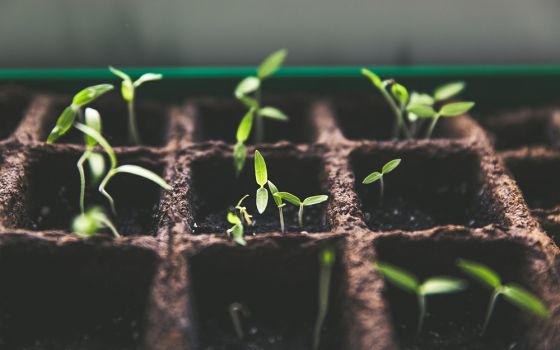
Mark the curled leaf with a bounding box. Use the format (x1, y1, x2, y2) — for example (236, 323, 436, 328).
(361, 68, 383, 89)
(112, 164, 172, 191)
(47, 106, 77, 143)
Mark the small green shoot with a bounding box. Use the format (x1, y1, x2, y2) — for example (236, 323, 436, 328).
(407, 101, 475, 139)
(313, 246, 335, 350)
(273, 192, 328, 228)
(109, 66, 162, 145)
(267, 180, 286, 233)
(46, 84, 114, 143)
(233, 108, 255, 175)
(229, 302, 250, 339)
(74, 122, 171, 214)
(72, 206, 119, 238)
(457, 259, 550, 335)
(235, 49, 289, 143)
(375, 261, 466, 336)
(226, 212, 247, 246)
(234, 194, 253, 226)
(254, 150, 269, 214)
(362, 159, 401, 206)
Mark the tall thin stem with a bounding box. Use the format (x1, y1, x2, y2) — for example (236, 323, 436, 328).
(128, 99, 141, 145)
(313, 256, 333, 350)
(255, 88, 264, 143)
(379, 88, 410, 139)
(279, 207, 285, 233)
(481, 290, 501, 335)
(416, 293, 426, 337)
(229, 303, 249, 339)
(379, 176, 385, 207)
(77, 152, 89, 214)
(425, 116, 440, 139)
(298, 204, 304, 228)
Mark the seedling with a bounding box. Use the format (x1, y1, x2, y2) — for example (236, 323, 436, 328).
(235, 49, 289, 143)
(457, 259, 550, 335)
(229, 302, 250, 339)
(109, 66, 162, 145)
(226, 212, 247, 246)
(375, 261, 466, 336)
(313, 246, 335, 350)
(254, 150, 269, 214)
(267, 180, 286, 233)
(234, 194, 253, 226)
(273, 192, 328, 228)
(362, 159, 401, 206)
(233, 108, 255, 175)
(73, 122, 171, 214)
(46, 84, 114, 143)
(407, 101, 475, 139)
(72, 206, 119, 238)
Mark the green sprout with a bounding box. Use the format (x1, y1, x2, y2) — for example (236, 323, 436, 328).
(234, 194, 253, 226)
(254, 150, 269, 214)
(226, 212, 247, 246)
(235, 49, 289, 144)
(362, 159, 401, 206)
(229, 302, 250, 339)
(267, 180, 286, 233)
(73, 122, 171, 215)
(273, 192, 328, 228)
(233, 109, 255, 175)
(46, 84, 114, 143)
(407, 101, 475, 139)
(375, 261, 467, 336)
(109, 66, 162, 145)
(313, 246, 335, 350)
(72, 206, 119, 238)
(457, 259, 550, 335)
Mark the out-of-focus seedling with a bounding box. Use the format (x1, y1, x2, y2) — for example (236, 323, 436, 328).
(46, 84, 114, 143)
(109, 66, 162, 145)
(74, 122, 171, 214)
(457, 259, 550, 335)
(362, 159, 401, 206)
(235, 49, 289, 143)
(267, 180, 286, 233)
(407, 101, 475, 139)
(226, 212, 247, 246)
(72, 206, 119, 238)
(233, 109, 255, 175)
(229, 302, 250, 339)
(254, 150, 269, 214)
(313, 246, 335, 350)
(375, 261, 466, 336)
(273, 192, 328, 228)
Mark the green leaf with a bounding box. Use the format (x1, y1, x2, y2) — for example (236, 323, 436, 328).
(47, 106, 77, 143)
(409, 92, 435, 106)
(303, 195, 328, 206)
(268, 180, 282, 206)
(87, 152, 106, 184)
(457, 259, 502, 289)
(502, 285, 550, 318)
(236, 109, 254, 143)
(382, 159, 401, 174)
(391, 83, 409, 106)
(134, 73, 163, 87)
(234, 142, 247, 175)
(74, 122, 117, 169)
(375, 261, 419, 294)
(72, 212, 100, 237)
(235, 76, 260, 98)
(406, 104, 437, 118)
(254, 150, 268, 186)
(362, 171, 382, 184)
(112, 164, 172, 191)
(439, 102, 475, 117)
(232, 223, 246, 246)
(420, 277, 467, 295)
(257, 49, 287, 79)
(434, 81, 465, 101)
(109, 66, 131, 82)
(320, 247, 336, 267)
(274, 192, 301, 206)
(227, 212, 242, 225)
(361, 68, 383, 89)
(121, 80, 134, 102)
(256, 187, 269, 214)
(84, 108, 102, 147)
(72, 84, 114, 107)
(259, 107, 289, 121)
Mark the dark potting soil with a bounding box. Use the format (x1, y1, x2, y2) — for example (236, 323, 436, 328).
(0, 87, 30, 140)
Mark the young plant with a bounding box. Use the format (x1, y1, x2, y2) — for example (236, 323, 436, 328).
(375, 261, 467, 336)
(109, 66, 163, 145)
(362, 159, 401, 206)
(235, 49, 289, 143)
(46, 84, 114, 143)
(73, 122, 171, 214)
(226, 212, 247, 246)
(234, 194, 253, 226)
(229, 302, 250, 339)
(254, 150, 269, 214)
(267, 180, 286, 233)
(273, 192, 328, 228)
(457, 259, 550, 335)
(72, 206, 119, 238)
(233, 109, 255, 175)
(313, 246, 335, 350)
(407, 101, 475, 139)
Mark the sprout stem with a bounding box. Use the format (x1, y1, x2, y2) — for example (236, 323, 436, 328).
(127, 99, 141, 145)
(255, 88, 264, 143)
(379, 87, 410, 139)
(279, 207, 285, 233)
(298, 204, 304, 228)
(417, 293, 426, 337)
(99, 170, 117, 215)
(77, 152, 89, 214)
(229, 303, 249, 340)
(379, 176, 385, 206)
(482, 290, 500, 336)
(313, 251, 333, 350)
(425, 115, 440, 139)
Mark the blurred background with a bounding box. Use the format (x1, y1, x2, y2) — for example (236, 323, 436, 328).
(1, 0, 559, 68)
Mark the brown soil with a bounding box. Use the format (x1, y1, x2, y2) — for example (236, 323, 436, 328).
(0, 86, 558, 350)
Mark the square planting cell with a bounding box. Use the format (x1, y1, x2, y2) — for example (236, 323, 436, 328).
(45, 96, 169, 147)
(21, 150, 165, 236)
(192, 97, 312, 144)
(351, 147, 497, 231)
(190, 152, 329, 234)
(0, 88, 31, 141)
(374, 236, 540, 350)
(0, 242, 157, 349)
(188, 239, 347, 350)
